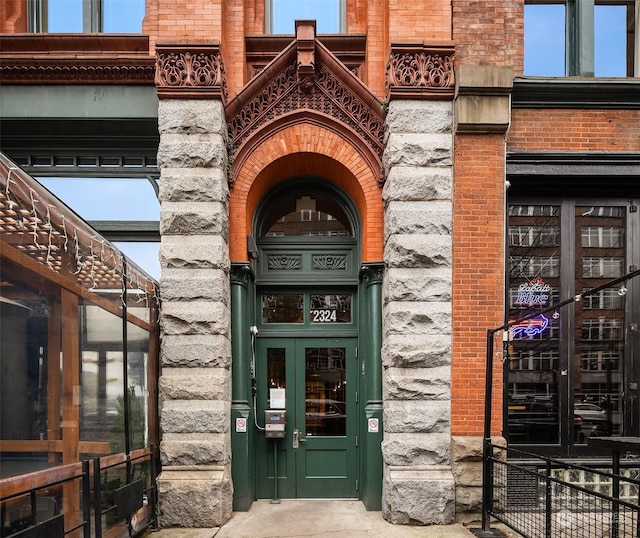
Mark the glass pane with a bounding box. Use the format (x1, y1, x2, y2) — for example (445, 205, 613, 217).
(595, 5, 628, 77)
(271, 0, 341, 33)
(103, 0, 145, 33)
(507, 204, 562, 444)
(305, 347, 346, 436)
(524, 4, 566, 76)
(574, 205, 626, 440)
(1, 275, 55, 477)
(48, 0, 83, 32)
(261, 193, 352, 237)
(310, 294, 352, 323)
(114, 241, 160, 281)
(267, 348, 286, 409)
(127, 322, 149, 450)
(262, 294, 304, 323)
(80, 303, 125, 453)
(36, 178, 160, 221)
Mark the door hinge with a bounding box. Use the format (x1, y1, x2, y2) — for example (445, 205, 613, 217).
(355, 479, 359, 491)
(355, 391, 358, 403)
(355, 435, 359, 447)
(355, 347, 358, 358)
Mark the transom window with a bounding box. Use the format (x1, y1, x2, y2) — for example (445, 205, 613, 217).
(30, 0, 145, 33)
(524, 1, 637, 77)
(261, 193, 352, 237)
(266, 0, 345, 33)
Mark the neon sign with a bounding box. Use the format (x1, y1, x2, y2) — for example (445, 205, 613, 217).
(511, 314, 549, 338)
(514, 277, 551, 307)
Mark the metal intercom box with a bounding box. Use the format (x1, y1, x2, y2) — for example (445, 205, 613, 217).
(264, 410, 286, 438)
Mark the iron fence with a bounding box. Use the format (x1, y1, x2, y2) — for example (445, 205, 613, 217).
(0, 447, 157, 538)
(484, 441, 640, 538)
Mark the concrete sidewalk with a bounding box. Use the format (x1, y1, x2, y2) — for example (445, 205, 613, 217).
(146, 499, 509, 537)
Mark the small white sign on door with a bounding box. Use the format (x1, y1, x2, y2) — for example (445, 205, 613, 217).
(368, 418, 379, 433)
(270, 388, 286, 409)
(236, 417, 247, 433)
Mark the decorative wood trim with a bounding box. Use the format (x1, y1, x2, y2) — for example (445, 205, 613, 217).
(155, 44, 228, 101)
(227, 23, 385, 186)
(0, 35, 154, 85)
(386, 42, 455, 100)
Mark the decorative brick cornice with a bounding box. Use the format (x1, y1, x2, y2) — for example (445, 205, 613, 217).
(155, 44, 228, 101)
(0, 35, 154, 85)
(386, 43, 455, 100)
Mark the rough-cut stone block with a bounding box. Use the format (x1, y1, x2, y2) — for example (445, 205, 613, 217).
(161, 201, 229, 236)
(383, 268, 451, 302)
(384, 234, 452, 268)
(382, 333, 451, 368)
(160, 168, 229, 203)
(384, 200, 452, 236)
(452, 435, 484, 463)
(383, 167, 452, 202)
(384, 400, 450, 434)
(161, 301, 230, 336)
(160, 235, 229, 270)
(161, 334, 231, 368)
(381, 432, 450, 466)
(161, 268, 229, 303)
(455, 486, 482, 516)
(157, 133, 227, 170)
(385, 101, 453, 137)
(383, 301, 451, 336)
(383, 366, 450, 401)
(161, 400, 230, 434)
(452, 461, 483, 487)
(158, 100, 227, 136)
(383, 466, 455, 525)
(159, 367, 230, 401)
(160, 433, 230, 466)
(157, 467, 232, 527)
(383, 133, 452, 173)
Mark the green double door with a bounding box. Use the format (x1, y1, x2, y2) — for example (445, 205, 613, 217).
(255, 337, 358, 498)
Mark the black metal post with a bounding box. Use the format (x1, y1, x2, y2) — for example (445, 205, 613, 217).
(481, 329, 496, 531)
(82, 459, 91, 538)
(612, 449, 620, 538)
(93, 457, 102, 538)
(545, 460, 552, 538)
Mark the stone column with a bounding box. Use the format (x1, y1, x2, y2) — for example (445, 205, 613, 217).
(155, 98, 233, 527)
(381, 100, 455, 524)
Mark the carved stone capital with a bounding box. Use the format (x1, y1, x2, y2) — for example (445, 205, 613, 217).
(359, 262, 384, 285)
(230, 263, 254, 287)
(155, 44, 228, 101)
(386, 43, 455, 101)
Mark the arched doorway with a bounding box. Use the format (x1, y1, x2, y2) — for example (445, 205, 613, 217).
(251, 178, 361, 498)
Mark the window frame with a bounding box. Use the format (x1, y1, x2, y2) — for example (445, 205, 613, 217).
(28, 0, 145, 33)
(265, 0, 347, 34)
(524, 0, 637, 77)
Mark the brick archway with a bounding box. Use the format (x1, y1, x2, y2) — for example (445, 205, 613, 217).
(229, 122, 383, 262)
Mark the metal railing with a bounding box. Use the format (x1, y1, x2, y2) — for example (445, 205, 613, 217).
(0, 447, 157, 538)
(484, 441, 640, 538)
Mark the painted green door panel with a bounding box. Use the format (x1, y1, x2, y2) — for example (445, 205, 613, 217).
(255, 337, 358, 498)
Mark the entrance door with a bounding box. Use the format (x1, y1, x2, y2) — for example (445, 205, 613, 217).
(255, 337, 358, 498)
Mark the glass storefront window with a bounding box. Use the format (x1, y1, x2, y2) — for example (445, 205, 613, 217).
(507, 201, 633, 449)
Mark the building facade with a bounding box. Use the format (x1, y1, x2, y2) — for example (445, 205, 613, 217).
(1, 0, 639, 530)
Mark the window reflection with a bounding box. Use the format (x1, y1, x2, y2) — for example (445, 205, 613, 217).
(268, 0, 343, 33)
(305, 348, 346, 436)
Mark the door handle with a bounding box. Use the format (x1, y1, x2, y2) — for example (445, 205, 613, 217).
(293, 429, 307, 448)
